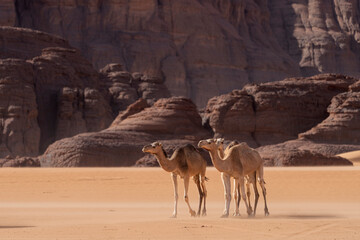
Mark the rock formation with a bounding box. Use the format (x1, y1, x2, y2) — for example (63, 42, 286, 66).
(99, 64, 171, 114)
(0, 59, 40, 158)
(0, 27, 171, 158)
(0, 26, 71, 59)
(299, 80, 360, 144)
(40, 97, 211, 167)
(8, 0, 301, 106)
(257, 139, 357, 166)
(0, 156, 40, 167)
(204, 74, 358, 147)
(3, 0, 360, 106)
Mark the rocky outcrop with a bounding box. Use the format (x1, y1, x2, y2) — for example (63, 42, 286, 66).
(40, 97, 211, 167)
(299, 80, 360, 144)
(204, 74, 357, 147)
(257, 139, 357, 166)
(100, 64, 171, 114)
(31, 47, 114, 151)
(112, 97, 210, 138)
(0, 59, 40, 158)
(0, 27, 171, 158)
(0, 156, 40, 167)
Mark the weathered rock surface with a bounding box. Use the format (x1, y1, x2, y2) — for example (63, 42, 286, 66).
(0, 59, 40, 158)
(0, 1, 15, 26)
(10, 0, 300, 106)
(100, 64, 171, 114)
(0, 156, 40, 167)
(5, 0, 360, 106)
(299, 80, 360, 144)
(0, 26, 71, 60)
(257, 139, 357, 166)
(204, 74, 357, 147)
(40, 97, 211, 167)
(31, 47, 114, 152)
(0, 27, 171, 159)
(269, 0, 360, 77)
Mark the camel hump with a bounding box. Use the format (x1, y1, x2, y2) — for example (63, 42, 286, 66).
(184, 144, 197, 151)
(174, 147, 188, 172)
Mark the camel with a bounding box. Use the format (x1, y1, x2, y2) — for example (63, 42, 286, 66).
(216, 138, 264, 216)
(142, 142, 207, 218)
(198, 138, 269, 217)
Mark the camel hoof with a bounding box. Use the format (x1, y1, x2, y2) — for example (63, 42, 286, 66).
(170, 214, 177, 218)
(265, 211, 270, 216)
(220, 213, 229, 218)
(190, 210, 196, 217)
(202, 211, 207, 217)
(233, 212, 241, 217)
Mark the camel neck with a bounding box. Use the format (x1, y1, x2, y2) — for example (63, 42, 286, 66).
(154, 148, 177, 172)
(209, 148, 229, 173)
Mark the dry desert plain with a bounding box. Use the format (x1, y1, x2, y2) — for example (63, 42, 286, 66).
(0, 164, 359, 240)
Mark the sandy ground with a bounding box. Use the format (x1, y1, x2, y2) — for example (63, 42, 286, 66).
(0, 167, 359, 240)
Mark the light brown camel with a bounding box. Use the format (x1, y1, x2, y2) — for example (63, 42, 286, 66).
(142, 142, 207, 218)
(198, 138, 269, 217)
(216, 138, 263, 216)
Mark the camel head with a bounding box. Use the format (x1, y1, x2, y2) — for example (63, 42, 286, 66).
(198, 139, 217, 151)
(142, 142, 163, 154)
(215, 138, 225, 151)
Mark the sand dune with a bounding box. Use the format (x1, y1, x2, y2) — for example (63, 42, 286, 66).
(337, 150, 360, 166)
(0, 167, 359, 240)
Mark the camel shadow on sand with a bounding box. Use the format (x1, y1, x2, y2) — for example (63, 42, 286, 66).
(0, 225, 34, 229)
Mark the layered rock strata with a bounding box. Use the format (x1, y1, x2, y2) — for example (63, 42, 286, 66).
(204, 74, 357, 147)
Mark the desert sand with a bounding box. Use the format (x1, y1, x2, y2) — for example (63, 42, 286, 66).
(338, 150, 360, 166)
(0, 166, 359, 240)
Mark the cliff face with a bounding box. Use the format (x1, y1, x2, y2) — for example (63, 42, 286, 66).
(0, 27, 170, 158)
(6, 0, 300, 106)
(2, 0, 360, 106)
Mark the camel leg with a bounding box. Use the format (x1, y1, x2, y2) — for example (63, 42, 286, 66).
(251, 172, 260, 216)
(233, 178, 240, 216)
(184, 176, 196, 217)
(193, 175, 203, 217)
(246, 177, 253, 213)
(221, 172, 231, 218)
(200, 175, 207, 216)
(258, 166, 269, 216)
(171, 173, 178, 218)
(239, 177, 253, 216)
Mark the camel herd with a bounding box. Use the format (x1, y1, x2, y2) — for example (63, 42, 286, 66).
(142, 138, 269, 218)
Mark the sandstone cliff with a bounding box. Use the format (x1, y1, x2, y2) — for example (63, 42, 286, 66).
(3, 0, 360, 106)
(0, 27, 170, 158)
